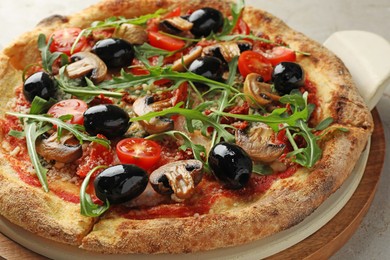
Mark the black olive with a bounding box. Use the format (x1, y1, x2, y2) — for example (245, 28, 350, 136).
(91, 38, 134, 68)
(208, 142, 253, 189)
(94, 164, 148, 204)
(272, 62, 305, 95)
(188, 56, 224, 82)
(237, 41, 253, 52)
(188, 7, 224, 38)
(23, 72, 57, 102)
(83, 104, 130, 138)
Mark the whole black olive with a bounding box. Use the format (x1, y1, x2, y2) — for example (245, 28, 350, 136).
(23, 72, 57, 102)
(91, 38, 134, 68)
(208, 142, 253, 189)
(272, 62, 305, 95)
(83, 104, 130, 138)
(188, 56, 224, 82)
(94, 164, 148, 204)
(188, 7, 224, 38)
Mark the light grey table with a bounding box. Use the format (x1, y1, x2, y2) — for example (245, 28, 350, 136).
(0, 0, 389, 259)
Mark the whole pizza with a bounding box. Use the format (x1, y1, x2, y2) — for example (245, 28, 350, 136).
(0, 0, 373, 255)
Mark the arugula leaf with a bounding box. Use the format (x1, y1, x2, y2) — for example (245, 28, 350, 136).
(71, 9, 165, 53)
(38, 34, 68, 74)
(218, 0, 245, 36)
(80, 165, 110, 217)
(6, 112, 110, 148)
(315, 117, 333, 131)
(131, 103, 235, 144)
(55, 67, 123, 101)
(24, 122, 52, 192)
(29, 96, 56, 115)
(100, 66, 240, 93)
(285, 120, 322, 168)
(252, 163, 274, 176)
(147, 130, 207, 166)
(134, 43, 175, 58)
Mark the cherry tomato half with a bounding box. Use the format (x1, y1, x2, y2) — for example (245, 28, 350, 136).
(47, 99, 88, 125)
(148, 31, 185, 51)
(49, 28, 88, 55)
(264, 46, 297, 66)
(116, 138, 162, 170)
(238, 50, 273, 81)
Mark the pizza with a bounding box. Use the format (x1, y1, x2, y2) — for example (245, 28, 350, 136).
(0, 0, 373, 255)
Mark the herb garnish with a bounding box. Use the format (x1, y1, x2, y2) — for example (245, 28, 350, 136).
(38, 34, 68, 75)
(80, 165, 110, 217)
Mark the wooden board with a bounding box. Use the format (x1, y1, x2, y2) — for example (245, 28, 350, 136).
(0, 109, 385, 260)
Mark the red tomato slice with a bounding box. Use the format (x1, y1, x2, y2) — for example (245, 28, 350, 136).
(233, 18, 250, 35)
(148, 31, 185, 52)
(238, 50, 273, 81)
(47, 99, 88, 125)
(116, 138, 162, 170)
(164, 7, 181, 19)
(264, 46, 297, 66)
(49, 28, 88, 55)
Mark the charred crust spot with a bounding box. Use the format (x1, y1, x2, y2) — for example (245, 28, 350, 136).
(37, 15, 68, 26)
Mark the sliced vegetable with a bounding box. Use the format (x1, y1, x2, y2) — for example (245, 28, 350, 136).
(47, 99, 88, 125)
(238, 50, 273, 81)
(49, 28, 88, 55)
(148, 31, 186, 51)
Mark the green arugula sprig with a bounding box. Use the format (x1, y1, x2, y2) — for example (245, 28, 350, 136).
(131, 102, 235, 144)
(38, 34, 68, 74)
(147, 130, 207, 166)
(55, 67, 123, 102)
(218, 0, 245, 37)
(80, 165, 110, 217)
(71, 9, 166, 53)
(7, 112, 110, 148)
(100, 66, 240, 94)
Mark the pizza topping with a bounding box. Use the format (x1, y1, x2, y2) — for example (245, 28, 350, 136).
(235, 124, 285, 163)
(171, 45, 203, 72)
(23, 72, 57, 102)
(208, 142, 252, 189)
(147, 31, 186, 51)
(132, 95, 174, 134)
(94, 164, 149, 205)
(36, 131, 82, 163)
(83, 104, 130, 138)
(243, 73, 281, 107)
(203, 40, 252, 63)
(238, 50, 273, 81)
(188, 56, 224, 82)
(150, 159, 203, 202)
(91, 38, 134, 68)
(49, 27, 88, 56)
(66, 52, 107, 84)
(272, 62, 305, 95)
(159, 16, 194, 34)
(188, 7, 224, 38)
(116, 137, 162, 170)
(47, 99, 88, 125)
(114, 24, 147, 45)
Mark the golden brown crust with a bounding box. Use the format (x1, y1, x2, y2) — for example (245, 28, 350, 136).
(0, 0, 373, 254)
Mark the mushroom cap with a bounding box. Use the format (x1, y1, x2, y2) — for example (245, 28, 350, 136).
(149, 159, 204, 201)
(243, 73, 280, 107)
(66, 52, 107, 84)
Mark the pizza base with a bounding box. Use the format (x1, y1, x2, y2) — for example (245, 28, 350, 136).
(0, 0, 373, 254)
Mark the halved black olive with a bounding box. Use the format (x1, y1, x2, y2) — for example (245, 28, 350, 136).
(272, 62, 305, 95)
(91, 38, 134, 68)
(188, 7, 224, 38)
(94, 164, 148, 204)
(208, 142, 253, 189)
(188, 56, 224, 82)
(83, 104, 130, 138)
(23, 72, 57, 102)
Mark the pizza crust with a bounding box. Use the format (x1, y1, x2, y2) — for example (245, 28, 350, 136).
(0, 0, 373, 254)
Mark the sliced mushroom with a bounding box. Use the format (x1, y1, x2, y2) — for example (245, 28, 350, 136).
(66, 52, 107, 84)
(159, 17, 193, 34)
(150, 160, 204, 202)
(236, 123, 285, 163)
(114, 24, 147, 45)
(132, 95, 174, 134)
(203, 40, 253, 63)
(171, 46, 203, 72)
(36, 131, 82, 163)
(243, 73, 281, 108)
